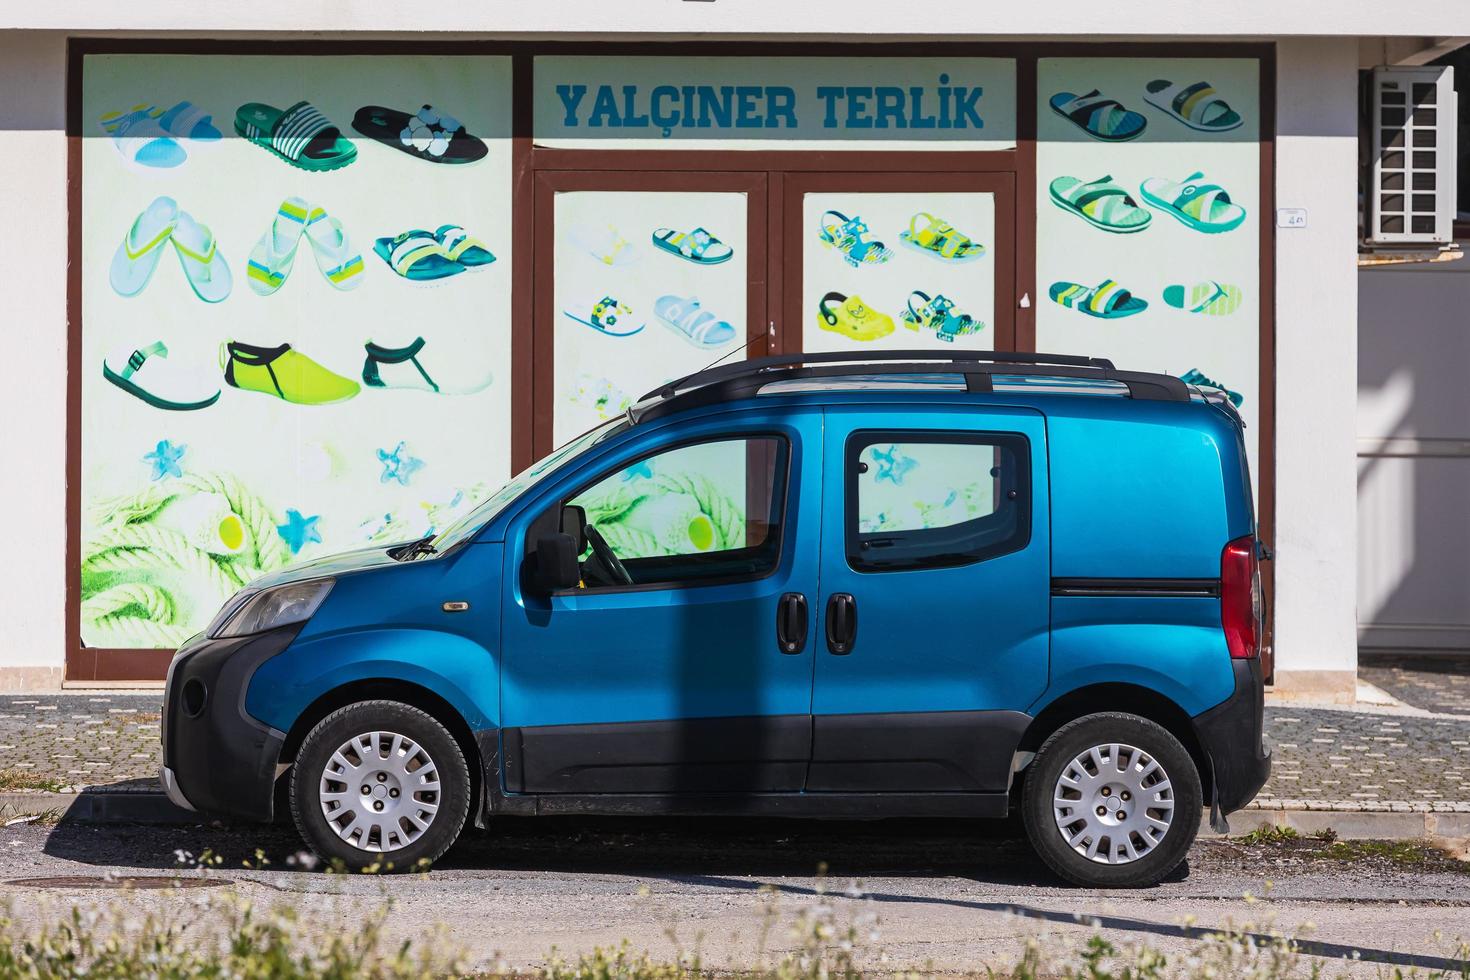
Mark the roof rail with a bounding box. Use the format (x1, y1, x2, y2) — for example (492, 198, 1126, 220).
(628, 349, 1190, 423)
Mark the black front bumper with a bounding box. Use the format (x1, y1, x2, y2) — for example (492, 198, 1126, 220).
(1192, 657, 1271, 815)
(160, 624, 301, 822)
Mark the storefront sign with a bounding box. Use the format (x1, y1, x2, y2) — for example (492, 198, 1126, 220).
(534, 56, 1016, 150)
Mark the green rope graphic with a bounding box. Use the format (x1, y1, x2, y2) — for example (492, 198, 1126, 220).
(80, 472, 293, 649)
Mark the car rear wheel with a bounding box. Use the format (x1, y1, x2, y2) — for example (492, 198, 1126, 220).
(290, 700, 471, 871)
(1021, 712, 1201, 888)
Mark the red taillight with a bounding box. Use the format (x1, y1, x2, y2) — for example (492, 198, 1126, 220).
(1221, 535, 1262, 659)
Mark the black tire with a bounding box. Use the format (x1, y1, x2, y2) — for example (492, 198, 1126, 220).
(1021, 712, 1201, 888)
(290, 700, 471, 872)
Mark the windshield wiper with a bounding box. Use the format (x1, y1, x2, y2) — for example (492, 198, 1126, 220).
(391, 536, 437, 561)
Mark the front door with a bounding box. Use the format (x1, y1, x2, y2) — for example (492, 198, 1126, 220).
(499, 414, 822, 795)
(809, 405, 1051, 792)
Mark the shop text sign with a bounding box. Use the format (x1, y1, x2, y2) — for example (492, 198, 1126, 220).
(534, 56, 1017, 150)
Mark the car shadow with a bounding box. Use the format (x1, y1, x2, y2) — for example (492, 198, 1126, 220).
(35, 812, 1150, 888)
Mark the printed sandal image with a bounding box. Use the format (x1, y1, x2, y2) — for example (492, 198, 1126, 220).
(1049, 89, 1148, 141)
(900, 291, 986, 342)
(99, 106, 185, 169)
(1143, 80, 1244, 133)
(373, 230, 464, 283)
(898, 212, 986, 263)
(818, 211, 892, 267)
(304, 207, 366, 290)
(103, 341, 220, 411)
(816, 292, 894, 342)
(351, 104, 488, 165)
(362, 336, 493, 396)
(234, 101, 357, 171)
(1163, 281, 1243, 316)
(222, 341, 360, 405)
(109, 196, 179, 297)
(171, 210, 232, 303)
(1048, 175, 1152, 234)
(654, 295, 737, 350)
(564, 296, 644, 337)
(569, 223, 638, 267)
(1139, 172, 1247, 234)
(248, 197, 309, 296)
(1180, 368, 1244, 408)
(650, 227, 734, 265)
(434, 224, 496, 271)
(156, 101, 222, 142)
(1049, 279, 1149, 319)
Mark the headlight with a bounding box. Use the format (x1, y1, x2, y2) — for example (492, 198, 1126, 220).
(210, 580, 334, 638)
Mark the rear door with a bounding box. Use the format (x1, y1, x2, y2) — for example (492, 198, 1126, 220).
(809, 404, 1050, 792)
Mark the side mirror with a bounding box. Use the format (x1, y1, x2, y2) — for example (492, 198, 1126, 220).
(532, 532, 580, 593)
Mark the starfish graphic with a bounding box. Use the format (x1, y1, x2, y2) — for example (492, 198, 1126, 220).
(143, 440, 185, 481)
(377, 441, 425, 486)
(276, 509, 322, 555)
(870, 444, 917, 486)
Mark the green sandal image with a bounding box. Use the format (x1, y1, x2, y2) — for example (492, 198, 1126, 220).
(651, 226, 734, 265)
(816, 292, 894, 342)
(1143, 80, 1244, 134)
(103, 341, 220, 411)
(1048, 175, 1151, 234)
(373, 230, 464, 283)
(1049, 89, 1147, 141)
(222, 341, 360, 405)
(900, 291, 986, 342)
(818, 211, 892, 267)
(1049, 279, 1149, 319)
(1140, 172, 1247, 234)
(898, 212, 986, 263)
(248, 197, 309, 295)
(234, 101, 357, 171)
(1163, 281, 1243, 316)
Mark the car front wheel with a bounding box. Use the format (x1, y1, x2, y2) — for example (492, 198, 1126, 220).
(1021, 712, 1201, 888)
(290, 700, 471, 871)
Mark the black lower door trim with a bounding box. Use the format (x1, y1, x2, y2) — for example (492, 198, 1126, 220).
(808, 710, 1031, 792)
(491, 791, 1009, 819)
(505, 715, 811, 794)
(1051, 577, 1221, 598)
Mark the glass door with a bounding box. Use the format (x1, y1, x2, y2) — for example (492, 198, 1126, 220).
(782, 173, 1016, 356)
(534, 172, 768, 453)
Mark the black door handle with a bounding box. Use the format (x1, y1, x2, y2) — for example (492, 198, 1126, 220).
(825, 593, 857, 655)
(776, 592, 808, 654)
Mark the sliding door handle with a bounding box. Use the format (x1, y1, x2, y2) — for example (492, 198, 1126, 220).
(776, 592, 808, 654)
(825, 593, 857, 655)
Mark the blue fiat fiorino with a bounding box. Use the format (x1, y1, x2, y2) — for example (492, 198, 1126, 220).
(161, 350, 1269, 888)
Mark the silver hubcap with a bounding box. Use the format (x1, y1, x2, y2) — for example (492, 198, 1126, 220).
(319, 730, 441, 854)
(1052, 742, 1174, 865)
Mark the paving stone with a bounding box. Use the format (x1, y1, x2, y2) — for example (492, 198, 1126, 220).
(1361, 652, 1470, 715)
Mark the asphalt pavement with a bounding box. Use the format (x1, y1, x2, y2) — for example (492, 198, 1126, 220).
(1, 813, 1467, 975)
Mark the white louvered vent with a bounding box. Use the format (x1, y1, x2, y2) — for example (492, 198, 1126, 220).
(1368, 66, 1458, 245)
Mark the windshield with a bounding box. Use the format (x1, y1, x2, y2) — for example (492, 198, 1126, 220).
(430, 417, 629, 550)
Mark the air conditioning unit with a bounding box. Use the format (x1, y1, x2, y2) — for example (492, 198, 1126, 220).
(1367, 66, 1457, 245)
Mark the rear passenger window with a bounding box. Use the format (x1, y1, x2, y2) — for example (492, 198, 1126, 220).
(847, 432, 1030, 573)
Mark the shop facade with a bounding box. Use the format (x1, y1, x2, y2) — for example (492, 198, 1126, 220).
(0, 13, 1430, 694)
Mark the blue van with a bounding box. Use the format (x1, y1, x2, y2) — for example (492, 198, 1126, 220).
(160, 350, 1269, 888)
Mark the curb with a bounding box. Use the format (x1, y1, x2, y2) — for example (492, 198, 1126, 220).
(0, 791, 195, 825)
(4, 790, 1470, 843)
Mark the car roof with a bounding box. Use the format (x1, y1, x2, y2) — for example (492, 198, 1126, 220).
(627, 352, 1242, 428)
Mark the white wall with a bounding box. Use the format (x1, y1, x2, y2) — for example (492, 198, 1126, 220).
(0, 32, 67, 682)
(4, 2, 1469, 36)
(1272, 38, 1362, 692)
(1358, 253, 1470, 650)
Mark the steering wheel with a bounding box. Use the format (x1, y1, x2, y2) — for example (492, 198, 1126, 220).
(583, 525, 634, 587)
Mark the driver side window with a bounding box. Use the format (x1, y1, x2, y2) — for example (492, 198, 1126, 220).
(565, 435, 789, 590)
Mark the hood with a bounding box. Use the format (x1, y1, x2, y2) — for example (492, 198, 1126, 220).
(248, 542, 406, 590)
